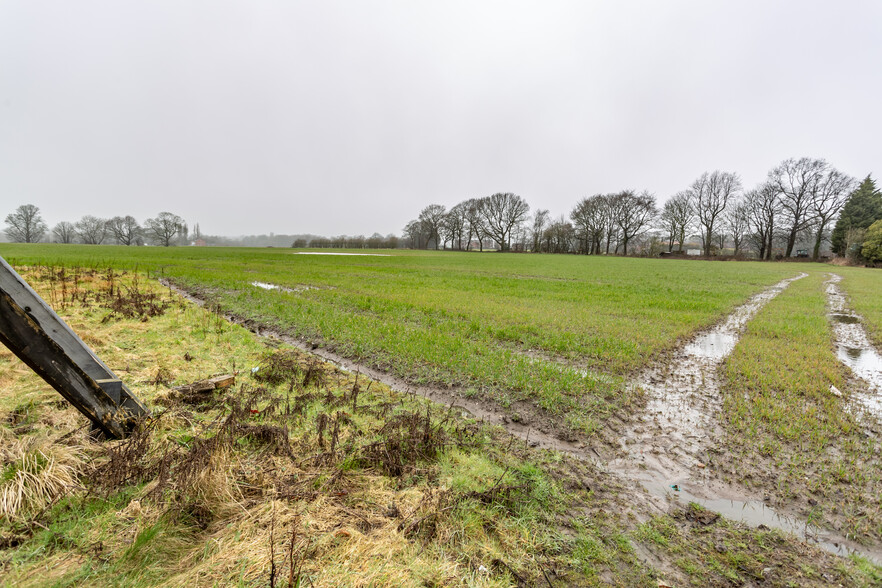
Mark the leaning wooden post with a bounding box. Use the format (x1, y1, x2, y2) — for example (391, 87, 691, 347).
(0, 257, 150, 439)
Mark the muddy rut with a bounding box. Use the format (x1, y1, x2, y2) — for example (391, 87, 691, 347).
(606, 275, 808, 521)
(825, 273, 882, 419)
(163, 275, 882, 563)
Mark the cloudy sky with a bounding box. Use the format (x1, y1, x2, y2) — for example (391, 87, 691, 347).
(1, 1, 880, 237)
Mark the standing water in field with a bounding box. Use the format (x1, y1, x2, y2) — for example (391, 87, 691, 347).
(825, 274, 882, 418)
(251, 281, 315, 293)
(612, 273, 808, 484)
(603, 274, 879, 554)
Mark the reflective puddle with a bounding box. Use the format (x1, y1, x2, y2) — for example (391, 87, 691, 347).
(251, 281, 315, 293)
(641, 478, 879, 562)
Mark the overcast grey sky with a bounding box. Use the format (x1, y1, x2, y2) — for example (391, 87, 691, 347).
(2, 1, 880, 237)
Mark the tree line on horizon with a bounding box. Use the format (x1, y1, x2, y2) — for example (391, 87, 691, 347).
(1, 209, 191, 247)
(5, 157, 882, 263)
(403, 157, 882, 262)
(1, 206, 404, 250)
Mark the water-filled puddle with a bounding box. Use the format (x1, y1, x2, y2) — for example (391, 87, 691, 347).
(684, 332, 737, 359)
(251, 281, 314, 293)
(642, 479, 880, 562)
(836, 345, 882, 388)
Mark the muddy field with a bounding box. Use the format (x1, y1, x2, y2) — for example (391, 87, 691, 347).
(1, 248, 881, 586)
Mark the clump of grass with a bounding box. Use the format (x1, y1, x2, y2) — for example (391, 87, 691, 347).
(0, 435, 83, 519)
(100, 270, 172, 322)
(253, 349, 325, 389)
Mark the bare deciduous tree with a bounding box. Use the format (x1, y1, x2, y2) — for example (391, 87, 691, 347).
(808, 167, 855, 259)
(444, 202, 469, 250)
(52, 221, 76, 244)
(460, 198, 485, 251)
(530, 209, 550, 252)
(723, 198, 749, 256)
(612, 190, 657, 255)
(659, 191, 693, 253)
(768, 157, 827, 257)
(107, 215, 142, 246)
(145, 212, 186, 247)
(744, 183, 780, 260)
(692, 170, 742, 256)
(75, 215, 108, 245)
(570, 195, 607, 254)
(4, 204, 47, 243)
(601, 194, 622, 254)
(479, 193, 530, 251)
(402, 220, 427, 249)
(418, 204, 447, 250)
(543, 215, 574, 253)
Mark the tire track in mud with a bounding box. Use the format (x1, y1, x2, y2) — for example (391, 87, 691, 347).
(825, 274, 882, 419)
(163, 275, 882, 563)
(607, 271, 882, 563)
(606, 273, 807, 493)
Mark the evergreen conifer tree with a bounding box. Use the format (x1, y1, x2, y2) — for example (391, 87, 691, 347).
(831, 176, 882, 255)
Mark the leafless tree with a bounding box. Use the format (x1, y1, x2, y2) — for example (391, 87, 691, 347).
(402, 220, 427, 249)
(808, 167, 855, 259)
(659, 191, 693, 252)
(145, 212, 186, 247)
(691, 170, 742, 256)
(723, 198, 750, 256)
(106, 215, 142, 246)
(530, 209, 550, 252)
(543, 216, 575, 253)
(52, 221, 76, 244)
(612, 190, 657, 255)
(601, 194, 622, 254)
(444, 202, 469, 250)
(767, 157, 829, 257)
(479, 192, 530, 251)
(75, 215, 108, 245)
(418, 204, 447, 250)
(4, 204, 47, 243)
(462, 198, 486, 251)
(570, 195, 607, 254)
(744, 183, 780, 260)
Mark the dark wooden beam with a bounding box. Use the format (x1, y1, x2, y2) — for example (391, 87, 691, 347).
(0, 258, 150, 439)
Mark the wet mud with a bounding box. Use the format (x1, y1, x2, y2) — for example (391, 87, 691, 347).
(609, 274, 808, 490)
(603, 273, 879, 559)
(825, 274, 882, 418)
